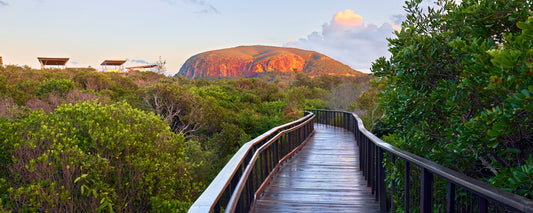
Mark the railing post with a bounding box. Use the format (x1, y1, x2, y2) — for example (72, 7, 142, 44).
(331, 112, 337, 126)
(373, 143, 377, 196)
(270, 147, 274, 171)
(287, 132, 292, 153)
(261, 153, 266, 187)
(421, 168, 433, 213)
(274, 140, 279, 165)
(366, 137, 371, 184)
(367, 139, 372, 188)
(345, 112, 348, 129)
(339, 111, 341, 127)
(405, 162, 410, 213)
(250, 169, 255, 207)
(358, 130, 363, 173)
(391, 156, 396, 213)
(285, 133, 289, 155)
(328, 112, 335, 126)
(478, 196, 487, 213)
(335, 111, 337, 126)
(344, 113, 347, 129)
(446, 182, 455, 213)
(256, 161, 262, 194)
(339, 112, 342, 127)
(331, 111, 334, 126)
(330, 110, 332, 126)
(378, 148, 387, 211)
(325, 110, 328, 125)
(246, 178, 252, 211)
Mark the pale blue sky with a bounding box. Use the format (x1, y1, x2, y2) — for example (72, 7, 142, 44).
(0, 0, 406, 74)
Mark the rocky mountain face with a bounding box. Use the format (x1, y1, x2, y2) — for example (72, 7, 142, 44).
(177, 45, 363, 79)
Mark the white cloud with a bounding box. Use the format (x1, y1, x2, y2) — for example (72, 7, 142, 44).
(285, 10, 401, 72)
(334, 9, 363, 26)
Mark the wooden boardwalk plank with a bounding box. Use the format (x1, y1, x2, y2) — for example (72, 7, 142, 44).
(254, 124, 380, 213)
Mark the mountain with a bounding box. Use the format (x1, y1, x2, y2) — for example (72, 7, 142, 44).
(176, 45, 364, 79)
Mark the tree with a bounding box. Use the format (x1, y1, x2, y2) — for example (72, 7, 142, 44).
(373, 0, 533, 199)
(156, 56, 167, 74)
(143, 82, 204, 137)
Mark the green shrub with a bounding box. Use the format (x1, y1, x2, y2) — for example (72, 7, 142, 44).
(0, 101, 193, 212)
(36, 79, 76, 97)
(74, 71, 113, 91)
(491, 156, 533, 199)
(258, 101, 287, 115)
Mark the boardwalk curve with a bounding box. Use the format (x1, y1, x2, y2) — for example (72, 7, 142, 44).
(254, 124, 380, 213)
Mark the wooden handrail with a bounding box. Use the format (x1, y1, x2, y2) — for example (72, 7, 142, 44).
(225, 114, 315, 212)
(306, 109, 533, 213)
(188, 112, 315, 212)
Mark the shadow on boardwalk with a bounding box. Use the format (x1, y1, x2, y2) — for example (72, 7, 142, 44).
(254, 124, 380, 213)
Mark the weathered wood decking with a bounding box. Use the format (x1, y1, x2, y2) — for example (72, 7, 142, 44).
(254, 124, 380, 213)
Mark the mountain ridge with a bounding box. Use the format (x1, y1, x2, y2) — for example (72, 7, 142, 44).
(176, 45, 364, 79)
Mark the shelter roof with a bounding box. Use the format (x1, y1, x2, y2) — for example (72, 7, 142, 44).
(38, 57, 69, 66)
(127, 64, 158, 69)
(101, 60, 126, 66)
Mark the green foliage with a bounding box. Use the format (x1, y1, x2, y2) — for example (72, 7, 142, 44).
(36, 78, 76, 97)
(73, 71, 113, 91)
(143, 81, 204, 136)
(0, 101, 193, 212)
(373, 0, 533, 204)
(184, 139, 214, 184)
(491, 156, 533, 198)
(0, 66, 41, 105)
(258, 100, 287, 115)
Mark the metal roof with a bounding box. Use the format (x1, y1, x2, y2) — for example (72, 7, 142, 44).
(38, 57, 69, 66)
(101, 60, 126, 66)
(127, 64, 158, 69)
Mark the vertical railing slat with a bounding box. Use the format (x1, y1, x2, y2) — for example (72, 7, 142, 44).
(446, 182, 455, 213)
(378, 148, 387, 211)
(479, 196, 487, 213)
(391, 155, 396, 213)
(421, 168, 433, 213)
(405, 162, 410, 213)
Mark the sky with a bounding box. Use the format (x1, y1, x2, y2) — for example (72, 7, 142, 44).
(0, 0, 407, 74)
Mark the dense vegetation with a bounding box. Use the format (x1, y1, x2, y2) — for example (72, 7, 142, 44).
(0, 65, 369, 212)
(371, 0, 533, 207)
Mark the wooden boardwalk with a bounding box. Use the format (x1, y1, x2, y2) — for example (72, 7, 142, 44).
(254, 124, 380, 213)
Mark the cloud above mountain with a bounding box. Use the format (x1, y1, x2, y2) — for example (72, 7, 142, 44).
(286, 9, 401, 72)
(334, 9, 363, 26)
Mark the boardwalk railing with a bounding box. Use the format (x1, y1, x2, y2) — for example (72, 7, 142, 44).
(189, 112, 315, 213)
(306, 109, 533, 213)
